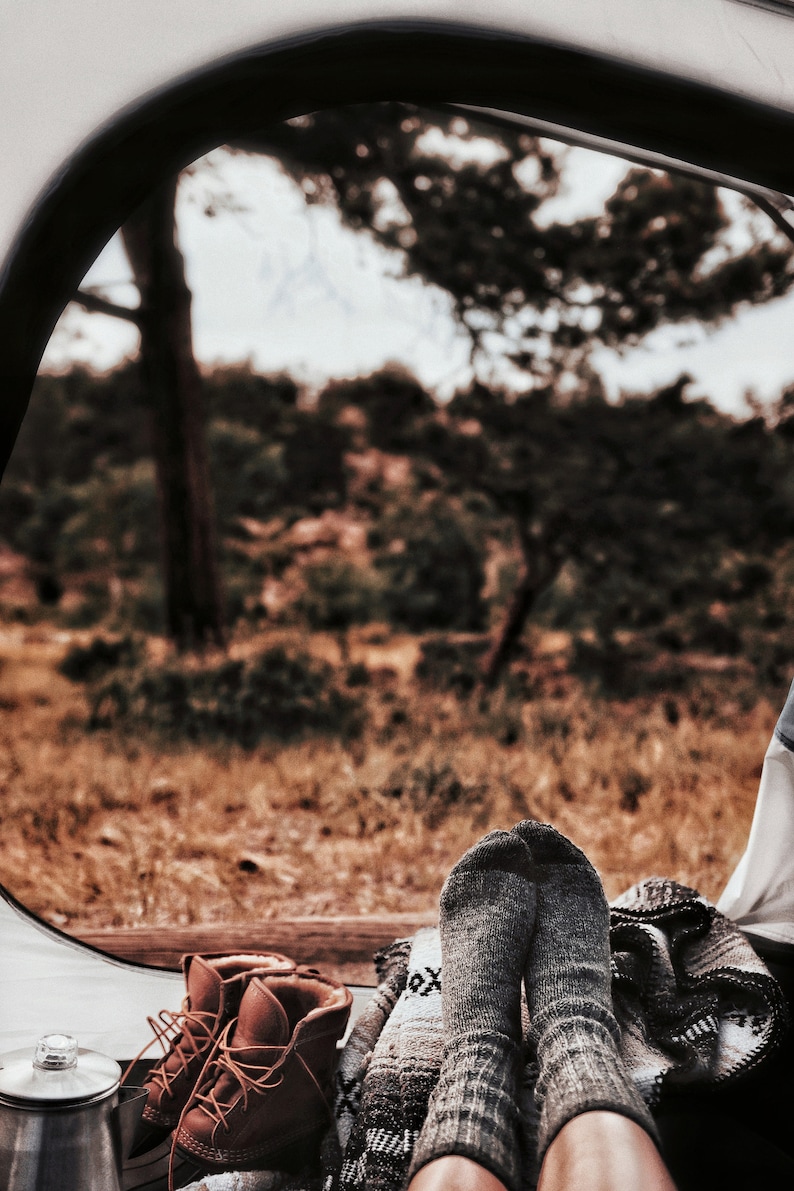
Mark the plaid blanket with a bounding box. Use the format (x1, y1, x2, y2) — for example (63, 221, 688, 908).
(183, 878, 787, 1191)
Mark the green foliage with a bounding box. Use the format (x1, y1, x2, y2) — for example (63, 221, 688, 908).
(13, 365, 150, 487)
(279, 413, 349, 513)
(318, 369, 436, 452)
(418, 376, 794, 678)
(255, 105, 793, 380)
(77, 645, 363, 745)
(118, 576, 167, 635)
(6, 98, 794, 671)
(0, 367, 157, 617)
(414, 635, 488, 695)
(202, 367, 299, 434)
(298, 560, 385, 630)
(371, 499, 486, 632)
(208, 407, 349, 532)
(58, 635, 142, 683)
(6, 348, 794, 705)
(208, 419, 288, 528)
(56, 461, 159, 575)
(0, 362, 353, 629)
(2, 481, 79, 567)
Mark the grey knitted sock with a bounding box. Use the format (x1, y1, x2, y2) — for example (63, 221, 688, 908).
(511, 821, 659, 1170)
(408, 830, 536, 1191)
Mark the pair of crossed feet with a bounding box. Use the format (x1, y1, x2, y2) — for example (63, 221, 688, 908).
(408, 822, 658, 1191)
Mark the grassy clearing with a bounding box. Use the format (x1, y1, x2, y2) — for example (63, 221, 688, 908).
(0, 622, 774, 933)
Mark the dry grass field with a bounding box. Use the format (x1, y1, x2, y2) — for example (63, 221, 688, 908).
(0, 621, 776, 935)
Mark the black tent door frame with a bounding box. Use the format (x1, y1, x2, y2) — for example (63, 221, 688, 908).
(2, 19, 794, 474)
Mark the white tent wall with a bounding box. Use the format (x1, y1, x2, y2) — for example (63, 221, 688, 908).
(718, 681, 794, 945)
(3, 0, 794, 287)
(0, 888, 374, 1058)
(0, 885, 182, 1056)
(2, 0, 794, 263)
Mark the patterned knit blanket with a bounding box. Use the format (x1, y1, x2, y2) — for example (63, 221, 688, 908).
(610, 877, 787, 1104)
(182, 878, 787, 1191)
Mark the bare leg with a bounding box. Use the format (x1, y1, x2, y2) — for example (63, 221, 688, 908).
(407, 1115, 676, 1191)
(408, 1154, 509, 1191)
(537, 1111, 677, 1191)
(407, 1113, 677, 1191)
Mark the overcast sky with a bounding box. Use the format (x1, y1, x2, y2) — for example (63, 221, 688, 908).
(41, 140, 794, 416)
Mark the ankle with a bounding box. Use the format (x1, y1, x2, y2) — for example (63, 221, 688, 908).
(531, 1007, 659, 1164)
(537, 1112, 675, 1191)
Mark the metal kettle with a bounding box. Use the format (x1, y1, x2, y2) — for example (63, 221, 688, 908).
(0, 1032, 148, 1191)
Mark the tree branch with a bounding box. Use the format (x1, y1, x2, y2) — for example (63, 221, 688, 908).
(73, 290, 143, 327)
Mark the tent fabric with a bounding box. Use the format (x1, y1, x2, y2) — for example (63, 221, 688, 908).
(0, 884, 183, 1057)
(717, 676, 794, 945)
(0, 886, 373, 1061)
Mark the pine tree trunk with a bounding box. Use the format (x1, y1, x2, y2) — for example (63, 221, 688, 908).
(121, 179, 225, 650)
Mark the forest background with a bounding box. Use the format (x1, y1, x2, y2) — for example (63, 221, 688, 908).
(2, 103, 794, 935)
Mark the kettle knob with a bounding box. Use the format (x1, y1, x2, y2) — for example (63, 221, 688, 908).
(33, 1035, 79, 1072)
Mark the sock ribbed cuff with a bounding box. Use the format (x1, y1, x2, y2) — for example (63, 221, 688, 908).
(408, 1033, 524, 1191)
(534, 1019, 659, 1164)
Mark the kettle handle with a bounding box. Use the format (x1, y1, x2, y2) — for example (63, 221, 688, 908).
(114, 1086, 149, 1164)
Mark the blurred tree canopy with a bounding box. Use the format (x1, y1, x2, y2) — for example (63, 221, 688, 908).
(414, 375, 794, 683)
(242, 103, 793, 384)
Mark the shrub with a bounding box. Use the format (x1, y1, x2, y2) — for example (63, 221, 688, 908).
(202, 367, 299, 435)
(414, 635, 488, 695)
(208, 410, 349, 526)
(298, 560, 385, 630)
(56, 462, 159, 575)
(373, 501, 486, 632)
(207, 420, 287, 528)
(280, 415, 349, 512)
(120, 576, 167, 635)
(82, 646, 363, 746)
(381, 759, 488, 827)
(317, 368, 435, 453)
(689, 613, 742, 656)
(58, 635, 142, 683)
(7, 481, 79, 567)
(345, 662, 371, 687)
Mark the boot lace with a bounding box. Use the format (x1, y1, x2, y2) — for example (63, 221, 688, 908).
(192, 1026, 286, 1133)
(167, 1025, 333, 1191)
(121, 997, 219, 1097)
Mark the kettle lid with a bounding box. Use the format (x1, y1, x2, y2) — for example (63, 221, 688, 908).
(0, 1034, 121, 1106)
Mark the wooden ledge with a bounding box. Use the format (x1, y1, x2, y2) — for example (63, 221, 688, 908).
(74, 913, 437, 987)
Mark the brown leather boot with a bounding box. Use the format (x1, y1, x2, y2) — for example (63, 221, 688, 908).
(140, 952, 295, 1134)
(174, 970, 353, 1172)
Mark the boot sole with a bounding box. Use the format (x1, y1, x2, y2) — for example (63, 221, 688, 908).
(175, 1120, 328, 1173)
